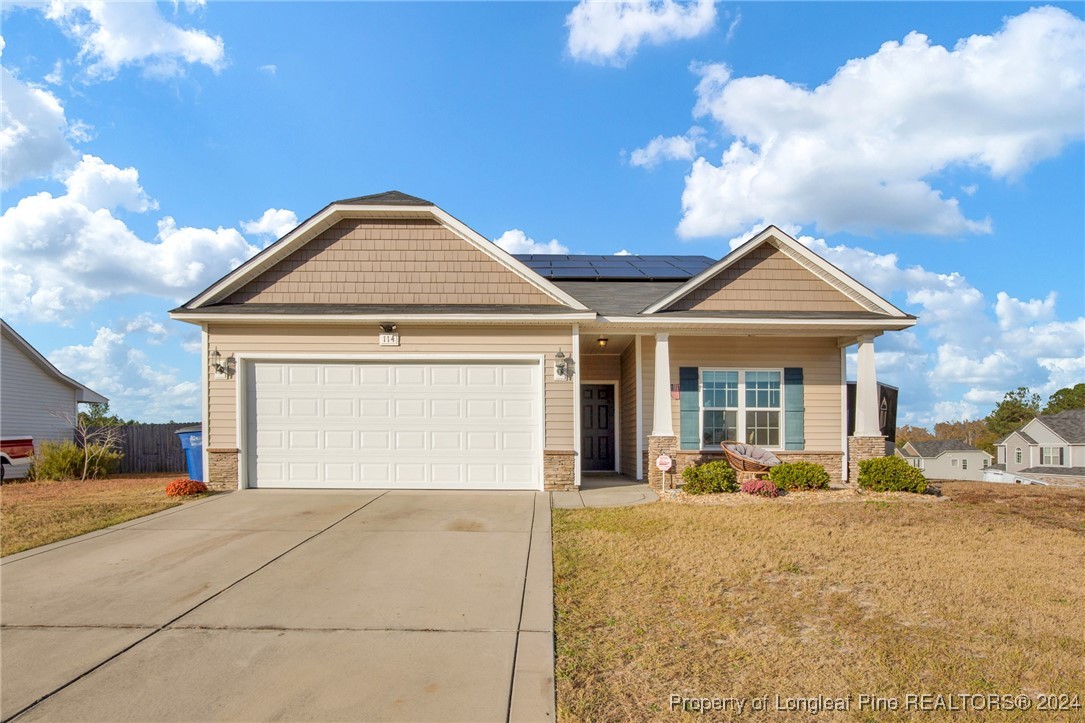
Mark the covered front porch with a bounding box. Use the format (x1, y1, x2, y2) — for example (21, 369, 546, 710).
(571, 326, 890, 490)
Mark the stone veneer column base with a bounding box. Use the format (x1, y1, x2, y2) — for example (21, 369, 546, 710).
(647, 436, 678, 491)
(543, 450, 577, 491)
(848, 436, 888, 485)
(206, 448, 239, 491)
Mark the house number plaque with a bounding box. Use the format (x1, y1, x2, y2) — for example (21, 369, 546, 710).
(379, 333, 400, 346)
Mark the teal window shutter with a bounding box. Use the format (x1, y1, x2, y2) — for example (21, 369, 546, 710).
(679, 367, 700, 450)
(784, 367, 805, 450)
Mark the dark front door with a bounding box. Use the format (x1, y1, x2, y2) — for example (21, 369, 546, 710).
(582, 384, 615, 471)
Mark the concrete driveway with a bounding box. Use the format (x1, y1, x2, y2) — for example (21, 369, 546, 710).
(0, 490, 554, 722)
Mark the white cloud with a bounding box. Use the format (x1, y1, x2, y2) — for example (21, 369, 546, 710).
(494, 229, 569, 254)
(64, 154, 157, 212)
(566, 0, 717, 67)
(674, 7, 1085, 238)
(49, 325, 200, 422)
(44, 60, 64, 85)
(258, 64, 277, 76)
(242, 208, 298, 240)
(0, 156, 260, 322)
(614, 249, 632, 256)
(805, 233, 1084, 425)
(0, 49, 77, 188)
(630, 126, 705, 168)
(39, 0, 226, 79)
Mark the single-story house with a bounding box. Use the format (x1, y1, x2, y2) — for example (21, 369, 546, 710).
(1, 319, 108, 478)
(993, 409, 1085, 487)
(894, 440, 992, 481)
(170, 191, 916, 492)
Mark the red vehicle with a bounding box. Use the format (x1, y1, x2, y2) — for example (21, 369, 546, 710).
(1, 437, 34, 481)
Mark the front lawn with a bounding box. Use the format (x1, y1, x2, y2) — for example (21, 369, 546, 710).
(553, 482, 1085, 721)
(1, 474, 196, 556)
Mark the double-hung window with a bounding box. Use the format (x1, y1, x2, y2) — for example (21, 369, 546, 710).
(1041, 447, 1064, 465)
(701, 370, 782, 448)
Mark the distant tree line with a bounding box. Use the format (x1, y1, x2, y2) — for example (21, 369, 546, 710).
(77, 402, 189, 427)
(896, 383, 1085, 455)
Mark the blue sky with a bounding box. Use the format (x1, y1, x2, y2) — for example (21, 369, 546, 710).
(2, 1, 1083, 425)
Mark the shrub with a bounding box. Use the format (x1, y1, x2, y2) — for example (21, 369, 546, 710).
(27, 440, 122, 481)
(740, 479, 780, 497)
(858, 456, 928, 494)
(166, 479, 209, 497)
(769, 461, 831, 491)
(681, 461, 738, 495)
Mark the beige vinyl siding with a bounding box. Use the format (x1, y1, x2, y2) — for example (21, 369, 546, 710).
(207, 323, 574, 450)
(640, 335, 842, 452)
(580, 354, 620, 380)
(666, 244, 866, 313)
(1019, 419, 1066, 446)
(1, 335, 78, 444)
(223, 219, 559, 306)
(915, 451, 992, 481)
(619, 342, 637, 478)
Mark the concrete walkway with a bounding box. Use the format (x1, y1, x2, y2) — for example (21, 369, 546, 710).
(0, 490, 554, 722)
(551, 475, 658, 509)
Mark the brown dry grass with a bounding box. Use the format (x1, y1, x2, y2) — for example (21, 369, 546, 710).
(553, 483, 1085, 722)
(1, 473, 194, 556)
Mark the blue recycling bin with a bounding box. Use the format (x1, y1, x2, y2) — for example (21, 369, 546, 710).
(176, 426, 204, 481)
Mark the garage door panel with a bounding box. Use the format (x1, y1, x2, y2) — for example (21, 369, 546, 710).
(248, 361, 541, 490)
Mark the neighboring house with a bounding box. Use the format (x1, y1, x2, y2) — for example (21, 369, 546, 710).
(170, 191, 916, 492)
(1, 319, 108, 477)
(895, 440, 992, 481)
(992, 409, 1085, 487)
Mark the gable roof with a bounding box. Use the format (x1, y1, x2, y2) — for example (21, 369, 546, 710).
(641, 226, 910, 317)
(997, 429, 1037, 446)
(0, 319, 107, 404)
(179, 192, 589, 312)
(906, 440, 988, 458)
(1033, 409, 1085, 444)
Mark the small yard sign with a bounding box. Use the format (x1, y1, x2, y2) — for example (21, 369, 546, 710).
(655, 454, 673, 472)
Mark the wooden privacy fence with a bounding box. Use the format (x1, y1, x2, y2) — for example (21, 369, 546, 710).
(93, 423, 200, 474)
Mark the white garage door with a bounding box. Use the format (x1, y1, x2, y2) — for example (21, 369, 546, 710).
(246, 360, 542, 490)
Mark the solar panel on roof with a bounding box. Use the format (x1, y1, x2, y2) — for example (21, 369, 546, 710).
(555, 268, 598, 278)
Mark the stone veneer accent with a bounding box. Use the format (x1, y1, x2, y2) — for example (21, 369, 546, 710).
(647, 436, 679, 491)
(848, 436, 888, 484)
(675, 450, 845, 485)
(544, 449, 577, 491)
(206, 448, 239, 491)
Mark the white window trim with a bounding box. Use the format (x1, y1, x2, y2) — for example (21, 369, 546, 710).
(699, 368, 785, 450)
(1015, 447, 1022, 464)
(1040, 446, 1064, 466)
(961, 458, 968, 470)
(951, 458, 958, 467)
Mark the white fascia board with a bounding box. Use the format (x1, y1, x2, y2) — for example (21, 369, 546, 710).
(186, 203, 589, 311)
(597, 315, 916, 329)
(169, 312, 596, 324)
(641, 225, 908, 317)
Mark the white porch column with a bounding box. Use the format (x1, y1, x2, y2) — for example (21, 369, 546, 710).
(651, 333, 674, 437)
(853, 334, 881, 437)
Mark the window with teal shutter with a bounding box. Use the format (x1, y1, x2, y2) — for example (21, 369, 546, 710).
(784, 367, 804, 450)
(679, 367, 699, 449)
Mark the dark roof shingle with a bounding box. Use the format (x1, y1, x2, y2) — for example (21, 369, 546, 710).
(907, 440, 984, 457)
(333, 190, 433, 206)
(1036, 409, 1085, 444)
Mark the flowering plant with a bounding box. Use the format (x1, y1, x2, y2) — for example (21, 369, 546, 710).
(166, 479, 209, 497)
(740, 479, 780, 498)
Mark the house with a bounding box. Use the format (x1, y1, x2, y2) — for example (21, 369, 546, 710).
(991, 409, 1085, 487)
(169, 191, 916, 492)
(1, 319, 108, 478)
(894, 440, 992, 481)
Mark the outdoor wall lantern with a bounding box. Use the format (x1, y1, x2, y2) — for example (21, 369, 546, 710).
(209, 347, 234, 379)
(554, 349, 575, 380)
(597, 337, 608, 349)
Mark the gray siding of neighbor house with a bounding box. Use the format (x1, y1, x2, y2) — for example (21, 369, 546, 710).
(918, 450, 991, 481)
(1, 334, 78, 447)
(1002, 431, 1037, 473)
